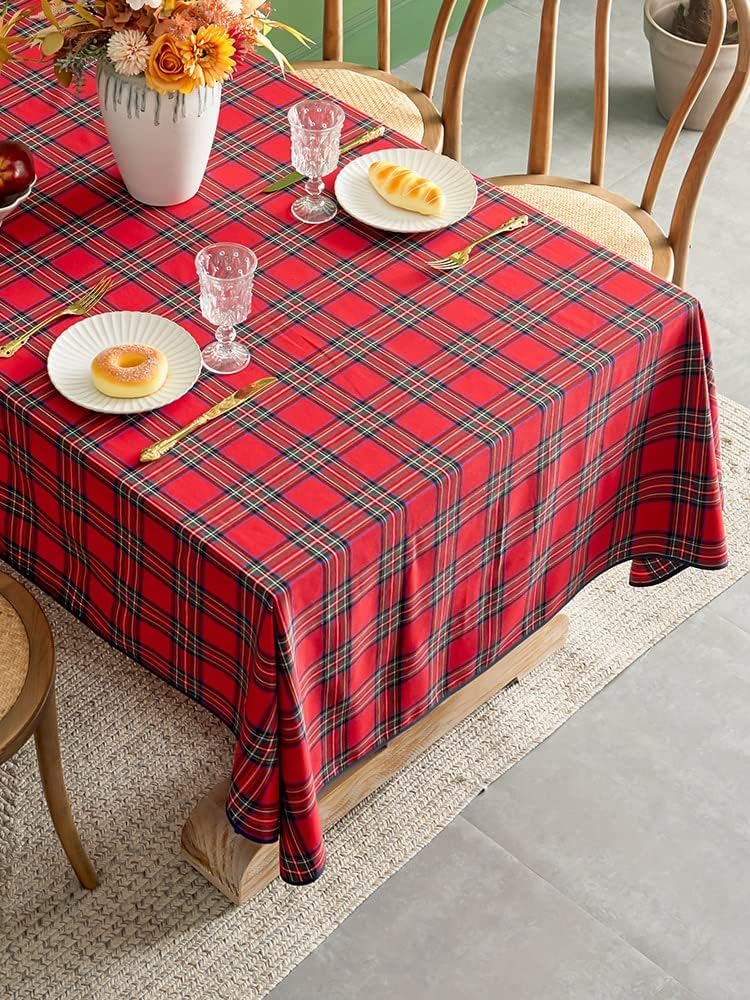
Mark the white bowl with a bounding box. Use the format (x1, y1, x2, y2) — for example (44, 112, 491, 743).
(0, 179, 35, 229)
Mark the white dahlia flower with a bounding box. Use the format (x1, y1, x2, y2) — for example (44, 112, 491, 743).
(214, 0, 264, 15)
(126, 0, 162, 10)
(107, 30, 151, 77)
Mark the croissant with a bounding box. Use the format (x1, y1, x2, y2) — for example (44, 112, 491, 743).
(368, 161, 446, 217)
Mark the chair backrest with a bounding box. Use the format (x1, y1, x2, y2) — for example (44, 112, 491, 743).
(321, 0, 488, 159)
(527, 0, 750, 285)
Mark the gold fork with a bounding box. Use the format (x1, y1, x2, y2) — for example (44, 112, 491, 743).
(0, 275, 113, 359)
(425, 215, 529, 272)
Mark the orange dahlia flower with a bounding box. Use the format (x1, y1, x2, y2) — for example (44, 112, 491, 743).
(182, 25, 236, 89)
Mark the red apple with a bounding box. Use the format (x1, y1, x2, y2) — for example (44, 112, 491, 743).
(0, 140, 35, 205)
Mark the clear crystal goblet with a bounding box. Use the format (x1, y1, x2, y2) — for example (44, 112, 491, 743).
(288, 99, 345, 225)
(195, 243, 257, 374)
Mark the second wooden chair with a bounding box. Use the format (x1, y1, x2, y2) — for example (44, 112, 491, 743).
(488, 0, 750, 287)
(293, 0, 488, 161)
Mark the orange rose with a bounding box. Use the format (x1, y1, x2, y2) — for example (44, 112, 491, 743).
(144, 33, 195, 95)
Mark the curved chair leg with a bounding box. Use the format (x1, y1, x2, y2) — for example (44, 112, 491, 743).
(33, 689, 98, 890)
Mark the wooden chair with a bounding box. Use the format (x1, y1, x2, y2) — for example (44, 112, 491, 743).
(0, 572, 97, 890)
(488, 0, 750, 286)
(293, 0, 488, 161)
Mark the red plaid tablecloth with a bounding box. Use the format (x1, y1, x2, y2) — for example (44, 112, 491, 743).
(0, 58, 727, 883)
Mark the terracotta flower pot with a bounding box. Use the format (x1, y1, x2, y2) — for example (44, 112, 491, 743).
(96, 60, 221, 207)
(643, 0, 747, 130)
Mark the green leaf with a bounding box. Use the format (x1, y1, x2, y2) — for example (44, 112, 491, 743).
(41, 30, 65, 55)
(41, 0, 61, 29)
(71, 3, 100, 26)
(254, 31, 291, 74)
(262, 19, 312, 47)
(54, 63, 72, 86)
(3, 8, 26, 32)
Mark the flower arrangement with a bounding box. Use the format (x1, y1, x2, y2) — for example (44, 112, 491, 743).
(2, 0, 307, 90)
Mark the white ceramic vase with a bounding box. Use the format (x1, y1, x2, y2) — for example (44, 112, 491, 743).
(643, 0, 747, 130)
(97, 60, 221, 206)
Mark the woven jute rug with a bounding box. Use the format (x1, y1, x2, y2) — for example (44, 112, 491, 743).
(1, 395, 748, 1000)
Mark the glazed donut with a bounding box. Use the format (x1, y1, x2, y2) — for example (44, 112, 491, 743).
(91, 343, 168, 399)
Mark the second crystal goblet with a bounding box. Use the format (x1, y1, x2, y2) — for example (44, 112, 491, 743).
(195, 243, 257, 374)
(288, 99, 345, 225)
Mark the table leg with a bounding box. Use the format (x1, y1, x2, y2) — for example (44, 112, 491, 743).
(181, 613, 569, 905)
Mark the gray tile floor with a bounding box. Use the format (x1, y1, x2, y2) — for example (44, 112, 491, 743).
(269, 3, 750, 997)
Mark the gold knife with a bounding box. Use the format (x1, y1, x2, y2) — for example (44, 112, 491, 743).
(264, 125, 386, 192)
(139, 376, 277, 463)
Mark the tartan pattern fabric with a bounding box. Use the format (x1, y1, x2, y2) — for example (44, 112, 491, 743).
(0, 58, 727, 884)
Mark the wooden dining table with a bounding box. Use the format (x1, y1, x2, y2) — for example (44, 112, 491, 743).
(0, 56, 727, 903)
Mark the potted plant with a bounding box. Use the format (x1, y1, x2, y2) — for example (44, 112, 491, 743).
(644, 0, 747, 129)
(3, 1, 307, 206)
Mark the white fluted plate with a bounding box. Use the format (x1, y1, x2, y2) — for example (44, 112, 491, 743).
(334, 148, 478, 233)
(48, 311, 202, 414)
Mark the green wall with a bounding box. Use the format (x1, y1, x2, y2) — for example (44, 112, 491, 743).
(271, 0, 504, 68)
